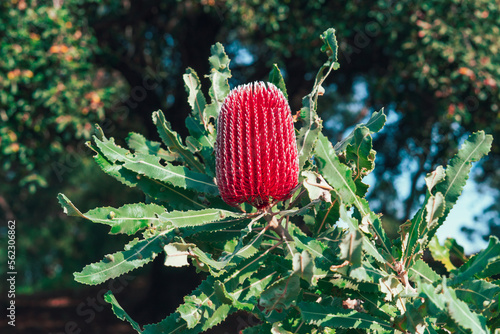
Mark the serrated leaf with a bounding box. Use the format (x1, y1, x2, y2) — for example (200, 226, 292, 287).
(93, 133, 217, 196)
(268, 64, 288, 100)
(441, 279, 490, 334)
(74, 233, 169, 285)
(379, 275, 404, 302)
(419, 279, 490, 334)
(296, 29, 341, 169)
(57, 193, 86, 219)
(406, 131, 492, 268)
(123, 153, 218, 196)
(334, 108, 386, 153)
(435, 131, 492, 225)
(183, 67, 208, 130)
(315, 133, 358, 205)
(429, 236, 458, 272)
(338, 203, 385, 264)
(344, 126, 376, 197)
(424, 165, 445, 192)
(82, 203, 165, 235)
(143, 276, 233, 334)
(425, 192, 446, 232)
(178, 298, 203, 329)
(127, 132, 177, 161)
(315, 133, 392, 259)
(152, 110, 205, 173)
(298, 302, 393, 331)
(189, 214, 265, 276)
(159, 209, 245, 228)
(450, 236, 500, 286)
(207, 42, 231, 111)
(455, 280, 500, 316)
(408, 259, 441, 284)
(104, 291, 142, 333)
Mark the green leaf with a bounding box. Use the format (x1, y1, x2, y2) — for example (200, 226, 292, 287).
(315, 133, 358, 205)
(425, 192, 446, 232)
(298, 302, 393, 331)
(183, 67, 208, 131)
(450, 236, 500, 286)
(455, 280, 500, 316)
(143, 276, 233, 334)
(434, 131, 493, 233)
(339, 230, 363, 267)
(163, 243, 193, 267)
(92, 133, 218, 196)
(74, 233, 169, 285)
(424, 165, 446, 192)
(408, 259, 441, 285)
(333, 108, 386, 153)
(57, 193, 87, 219)
(441, 279, 490, 334)
(207, 42, 231, 112)
(429, 236, 460, 272)
(379, 275, 404, 302)
(268, 64, 288, 100)
(406, 132, 492, 267)
(292, 250, 315, 285)
(296, 28, 341, 169)
(159, 209, 245, 228)
(259, 276, 300, 312)
(152, 110, 205, 173)
(123, 153, 218, 196)
(419, 279, 490, 334)
(92, 151, 209, 210)
(104, 291, 143, 333)
(126, 132, 178, 162)
(344, 126, 376, 197)
(81, 203, 165, 235)
(302, 171, 332, 203)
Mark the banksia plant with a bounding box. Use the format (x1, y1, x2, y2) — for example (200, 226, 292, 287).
(216, 82, 299, 209)
(59, 29, 499, 333)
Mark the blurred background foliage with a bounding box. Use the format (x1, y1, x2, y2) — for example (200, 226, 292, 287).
(1, 0, 499, 294)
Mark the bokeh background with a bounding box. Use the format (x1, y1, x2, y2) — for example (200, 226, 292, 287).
(1, 0, 499, 333)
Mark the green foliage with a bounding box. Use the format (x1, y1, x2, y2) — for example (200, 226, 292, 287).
(0, 0, 127, 192)
(61, 29, 498, 333)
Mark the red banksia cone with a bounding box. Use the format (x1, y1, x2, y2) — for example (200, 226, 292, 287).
(216, 82, 299, 209)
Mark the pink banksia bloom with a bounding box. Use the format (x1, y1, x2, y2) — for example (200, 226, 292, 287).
(216, 82, 299, 209)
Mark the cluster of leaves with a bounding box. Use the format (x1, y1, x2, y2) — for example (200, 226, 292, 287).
(0, 0, 127, 192)
(0, 1, 144, 292)
(60, 29, 498, 333)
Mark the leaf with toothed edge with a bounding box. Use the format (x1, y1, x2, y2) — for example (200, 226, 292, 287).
(296, 28, 340, 169)
(333, 108, 386, 154)
(183, 67, 208, 131)
(104, 291, 143, 333)
(158, 209, 246, 228)
(298, 302, 393, 331)
(74, 234, 170, 285)
(206, 42, 231, 119)
(152, 110, 205, 173)
(406, 131, 493, 268)
(93, 133, 218, 196)
(126, 132, 178, 162)
(82, 203, 166, 235)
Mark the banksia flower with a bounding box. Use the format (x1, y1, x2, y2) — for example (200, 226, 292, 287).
(216, 82, 299, 209)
